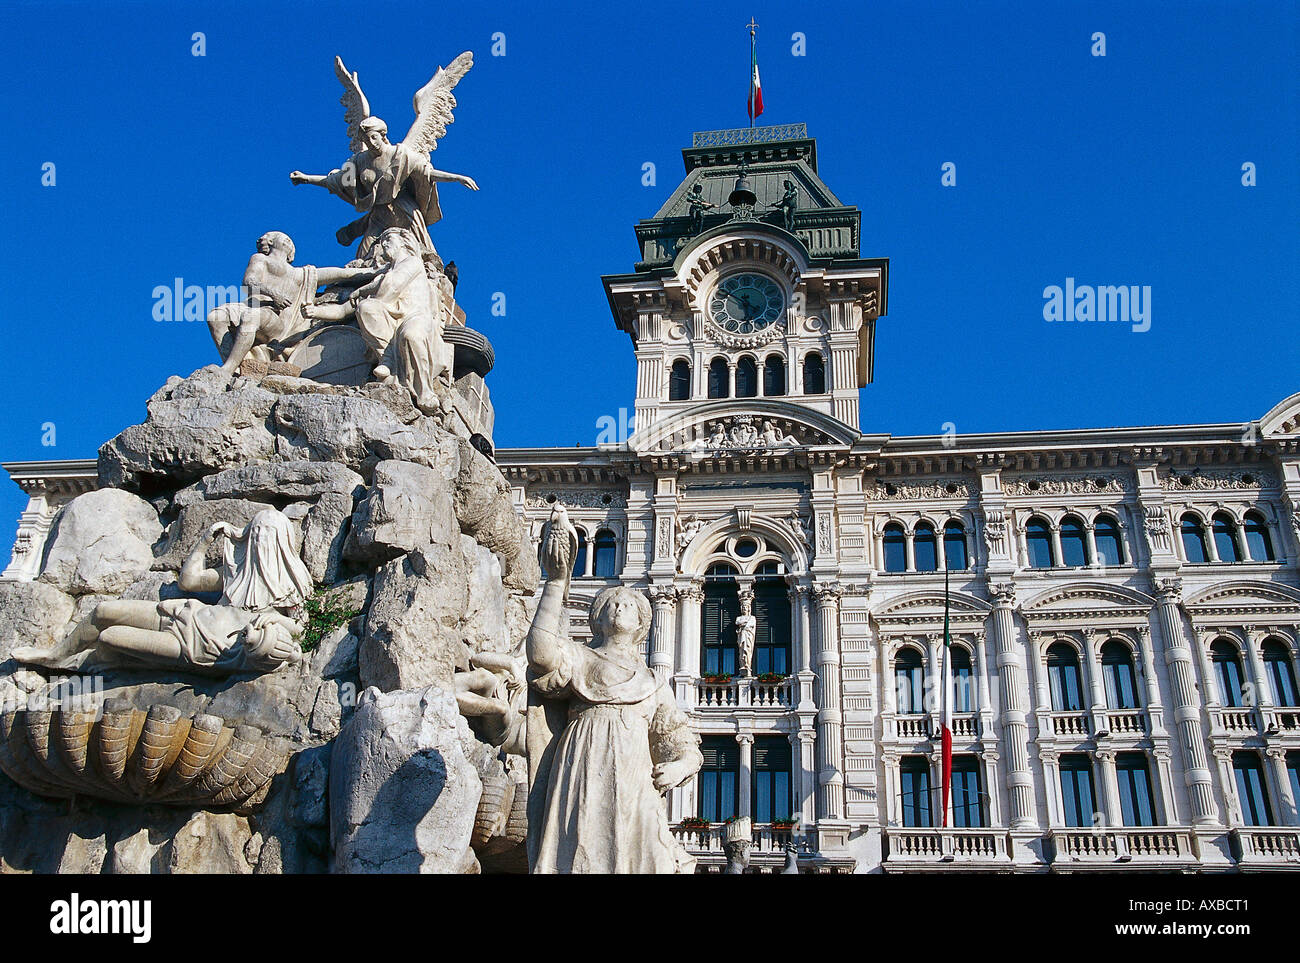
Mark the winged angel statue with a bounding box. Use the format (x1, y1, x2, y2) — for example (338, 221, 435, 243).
(290, 53, 479, 266)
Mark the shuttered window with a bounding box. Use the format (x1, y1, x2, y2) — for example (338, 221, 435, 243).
(699, 737, 739, 822)
(753, 736, 792, 823)
(752, 581, 791, 675)
(701, 582, 739, 676)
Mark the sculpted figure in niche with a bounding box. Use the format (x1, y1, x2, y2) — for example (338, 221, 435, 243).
(760, 420, 799, 448)
(13, 510, 310, 677)
(290, 55, 479, 267)
(735, 594, 757, 676)
(525, 505, 703, 873)
(306, 227, 451, 414)
(206, 231, 373, 373)
(770, 179, 798, 231)
(685, 183, 716, 236)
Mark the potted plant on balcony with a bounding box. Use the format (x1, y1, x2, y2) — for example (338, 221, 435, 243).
(700, 673, 734, 684)
(771, 817, 799, 829)
(755, 672, 789, 684)
(678, 816, 710, 830)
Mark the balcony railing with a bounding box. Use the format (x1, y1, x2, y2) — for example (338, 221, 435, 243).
(694, 677, 795, 711)
(1106, 709, 1146, 735)
(671, 823, 817, 858)
(883, 828, 1010, 869)
(1263, 707, 1300, 733)
(1231, 827, 1300, 867)
(888, 713, 978, 741)
(1050, 711, 1091, 738)
(895, 714, 929, 740)
(1211, 706, 1258, 734)
(1048, 827, 1199, 868)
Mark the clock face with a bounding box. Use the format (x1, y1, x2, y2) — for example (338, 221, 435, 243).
(708, 273, 785, 334)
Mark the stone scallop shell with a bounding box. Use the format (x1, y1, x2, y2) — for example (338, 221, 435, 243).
(0, 699, 292, 812)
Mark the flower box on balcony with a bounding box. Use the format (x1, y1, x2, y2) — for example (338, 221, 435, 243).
(678, 817, 710, 830)
(755, 673, 789, 684)
(701, 674, 734, 685)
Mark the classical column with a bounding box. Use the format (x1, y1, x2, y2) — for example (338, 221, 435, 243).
(1084, 523, 1099, 568)
(1083, 630, 1110, 735)
(1151, 747, 1178, 825)
(647, 585, 677, 684)
(812, 581, 845, 821)
(1136, 626, 1168, 737)
(1094, 748, 1123, 827)
(881, 751, 900, 826)
(989, 583, 1038, 829)
(797, 730, 817, 827)
(1266, 747, 1298, 826)
(1153, 578, 1219, 826)
(737, 733, 754, 820)
(674, 582, 704, 707)
(1039, 749, 1062, 828)
(1242, 626, 1274, 713)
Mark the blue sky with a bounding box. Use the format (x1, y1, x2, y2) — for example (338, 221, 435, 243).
(0, 0, 1296, 562)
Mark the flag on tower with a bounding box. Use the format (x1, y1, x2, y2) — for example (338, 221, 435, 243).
(748, 22, 764, 123)
(939, 561, 953, 827)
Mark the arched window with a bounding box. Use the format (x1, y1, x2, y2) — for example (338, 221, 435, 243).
(943, 521, 968, 571)
(701, 563, 739, 677)
(571, 527, 588, 579)
(592, 529, 618, 577)
(1262, 639, 1298, 707)
(951, 645, 975, 712)
(1116, 752, 1157, 827)
(1094, 513, 1124, 566)
(1212, 512, 1242, 563)
(763, 355, 786, 396)
(802, 352, 825, 394)
(1180, 514, 1208, 563)
(1060, 515, 1088, 567)
(668, 359, 691, 400)
(895, 646, 925, 714)
(707, 357, 729, 399)
(1047, 643, 1084, 711)
(1211, 639, 1246, 707)
(1232, 751, 1274, 826)
(913, 522, 938, 572)
(735, 356, 758, 398)
(1101, 639, 1140, 710)
(1244, 511, 1275, 562)
(882, 522, 907, 573)
(1059, 754, 1097, 828)
(1026, 516, 1055, 568)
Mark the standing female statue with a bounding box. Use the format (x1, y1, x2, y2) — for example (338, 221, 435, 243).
(525, 506, 703, 873)
(13, 509, 310, 676)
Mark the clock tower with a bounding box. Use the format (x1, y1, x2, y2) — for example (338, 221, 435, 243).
(602, 124, 888, 452)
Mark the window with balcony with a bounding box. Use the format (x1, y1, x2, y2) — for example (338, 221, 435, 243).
(1211, 640, 1246, 707)
(1101, 639, 1140, 710)
(701, 563, 739, 676)
(707, 357, 729, 399)
(753, 564, 791, 676)
(951, 756, 986, 827)
(592, 529, 618, 577)
(1116, 752, 1158, 827)
(1212, 512, 1243, 563)
(1232, 751, 1273, 826)
(913, 522, 938, 572)
(763, 355, 786, 396)
(1243, 510, 1275, 562)
(1094, 513, 1125, 566)
(802, 352, 825, 394)
(571, 528, 588, 578)
(895, 646, 925, 714)
(1262, 638, 1298, 707)
(753, 736, 793, 824)
(1047, 643, 1084, 712)
(698, 737, 739, 822)
(1026, 516, 1055, 568)
(944, 521, 968, 570)
(951, 645, 975, 712)
(1059, 754, 1098, 827)
(669, 359, 691, 400)
(882, 523, 906, 573)
(1180, 513, 1209, 563)
(900, 755, 932, 827)
(1060, 515, 1088, 567)
(736, 356, 758, 398)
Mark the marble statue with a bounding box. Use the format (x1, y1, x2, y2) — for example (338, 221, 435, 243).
(205, 231, 373, 374)
(12, 509, 310, 676)
(770, 179, 798, 231)
(735, 594, 757, 676)
(674, 512, 706, 558)
(723, 816, 752, 874)
(290, 54, 479, 266)
(538, 503, 579, 598)
(760, 419, 799, 448)
(686, 183, 716, 235)
(524, 505, 703, 873)
(306, 227, 452, 414)
(454, 651, 527, 755)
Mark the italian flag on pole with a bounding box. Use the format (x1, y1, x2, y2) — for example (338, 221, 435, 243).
(940, 561, 953, 827)
(748, 32, 764, 122)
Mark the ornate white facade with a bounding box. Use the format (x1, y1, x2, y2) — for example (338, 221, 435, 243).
(6, 125, 1300, 873)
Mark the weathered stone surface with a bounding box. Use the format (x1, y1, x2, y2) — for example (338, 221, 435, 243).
(152, 497, 272, 571)
(330, 686, 481, 874)
(344, 460, 458, 565)
(120, 570, 183, 602)
(98, 366, 279, 491)
(272, 394, 456, 478)
(460, 535, 507, 654)
(171, 460, 363, 509)
(361, 541, 468, 692)
(453, 440, 539, 593)
(159, 811, 256, 874)
(0, 581, 75, 661)
(37, 489, 163, 596)
(302, 491, 353, 583)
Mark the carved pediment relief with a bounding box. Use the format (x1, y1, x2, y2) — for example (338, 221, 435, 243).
(1021, 582, 1156, 624)
(630, 400, 859, 456)
(1183, 580, 1300, 616)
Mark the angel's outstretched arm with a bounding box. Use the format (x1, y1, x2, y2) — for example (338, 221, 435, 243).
(427, 167, 479, 190)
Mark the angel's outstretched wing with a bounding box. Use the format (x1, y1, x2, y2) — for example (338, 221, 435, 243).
(400, 51, 473, 155)
(334, 56, 371, 153)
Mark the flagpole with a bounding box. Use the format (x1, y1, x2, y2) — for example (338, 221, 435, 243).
(746, 17, 759, 128)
